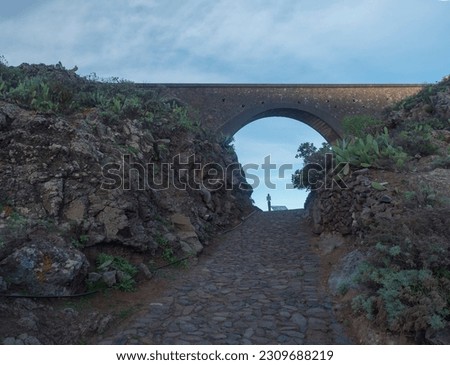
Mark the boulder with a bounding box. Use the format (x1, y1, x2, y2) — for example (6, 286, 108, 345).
(137, 263, 153, 280)
(180, 239, 203, 255)
(64, 199, 86, 222)
(87, 272, 102, 284)
(170, 213, 198, 240)
(0, 241, 89, 296)
(102, 271, 117, 287)
(379, 195, 393, 204)
(116, 270, 131, 283)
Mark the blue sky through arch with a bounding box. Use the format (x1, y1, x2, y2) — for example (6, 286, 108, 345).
(233, 117, 327, 211)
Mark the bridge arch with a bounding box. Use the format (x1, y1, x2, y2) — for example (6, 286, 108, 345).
(217, 102, 343, 142)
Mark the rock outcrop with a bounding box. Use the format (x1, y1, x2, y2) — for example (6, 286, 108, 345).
(305, 75, 450, 344)
(0, 94, 253, 296)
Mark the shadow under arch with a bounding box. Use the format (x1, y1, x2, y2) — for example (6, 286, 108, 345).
(218, 102, 343, 142)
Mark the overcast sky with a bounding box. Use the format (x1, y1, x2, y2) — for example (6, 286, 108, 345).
(1, 0, 449, 209)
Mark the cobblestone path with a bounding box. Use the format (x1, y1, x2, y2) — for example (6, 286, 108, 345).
(98, 210, 351, 345)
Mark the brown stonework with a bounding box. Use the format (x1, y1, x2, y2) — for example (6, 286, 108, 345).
(138, 84, 424, 142)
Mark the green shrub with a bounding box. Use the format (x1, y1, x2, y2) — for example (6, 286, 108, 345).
(8, 78, 58, 112)
(96, 253, 138, 292)
(423, 118, 450, 131)
(292, 162, 326, 190)
(337, 282, 350, 296)
(394, 122, 438, 157)
(71, 234, 89, 249)
(402, 184, 442, 208)
(356, 263, 449, 332)
(353, 210, 450, 340)
(0, 61, 168, 119)
(97, 253, 138, 276)
(333, 128, 407, 169)
(431, 156, 450, 169)
(352, 294, 376, 320)
(2, 211, 28, 240)
(172, 104, 201, 132)
(155, 234, 178, 264)
(292, 142, 332, 191)
(342, 115, 384, 138)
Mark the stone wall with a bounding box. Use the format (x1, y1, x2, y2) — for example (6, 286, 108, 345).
(307, 169, 403, 237)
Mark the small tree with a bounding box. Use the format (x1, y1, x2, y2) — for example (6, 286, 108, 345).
(292, 142, 332, 190)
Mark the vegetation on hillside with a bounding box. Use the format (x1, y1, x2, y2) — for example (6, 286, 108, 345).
(0, 58, 208, 135)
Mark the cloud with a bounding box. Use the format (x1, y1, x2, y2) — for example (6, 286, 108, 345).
(1, 0, 448, 83)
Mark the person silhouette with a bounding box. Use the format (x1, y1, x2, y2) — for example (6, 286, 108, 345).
(266, 193, 272, 211)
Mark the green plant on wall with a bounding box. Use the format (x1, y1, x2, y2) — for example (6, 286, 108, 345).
(172, 105, 201, 132)
(333, 128, 407, 169)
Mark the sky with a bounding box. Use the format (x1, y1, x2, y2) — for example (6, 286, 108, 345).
(1, 0, 449, 209)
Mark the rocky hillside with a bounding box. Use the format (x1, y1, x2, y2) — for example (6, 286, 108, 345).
(0, 63, 254, 343)
(306, 76, 450, 344)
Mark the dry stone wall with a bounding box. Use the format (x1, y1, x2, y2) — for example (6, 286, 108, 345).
(307, 169, 403, 237)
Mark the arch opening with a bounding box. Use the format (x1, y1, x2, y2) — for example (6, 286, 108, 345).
(232, 116, 328, 211)
(219, 103, 343, 143)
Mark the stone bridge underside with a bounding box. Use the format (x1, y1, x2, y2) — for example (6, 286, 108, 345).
(139, 84, 424, 142)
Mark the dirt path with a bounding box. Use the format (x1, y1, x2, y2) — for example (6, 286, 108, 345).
(96, 210, 351, 345)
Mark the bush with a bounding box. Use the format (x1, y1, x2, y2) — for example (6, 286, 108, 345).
(96, 253, 138, 292)
(353, 210, 450, 341)
(394, 122, 438, 157)
(342, 115, 384, 138)
(155, 234, 178, 264)
(356, 264, 449, 333)
(402, 184, 442, 208)
(424, 118, 450, 131)
(431, 155, 450, 169)
(0, 61, 169, 121)
(333, 128, 408, 169)
(7, 78, 58, 112)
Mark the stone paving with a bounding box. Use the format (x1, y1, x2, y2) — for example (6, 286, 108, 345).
(97, 209, 351, 345)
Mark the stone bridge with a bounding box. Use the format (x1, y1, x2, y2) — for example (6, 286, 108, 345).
(139, 84, 424, 142)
